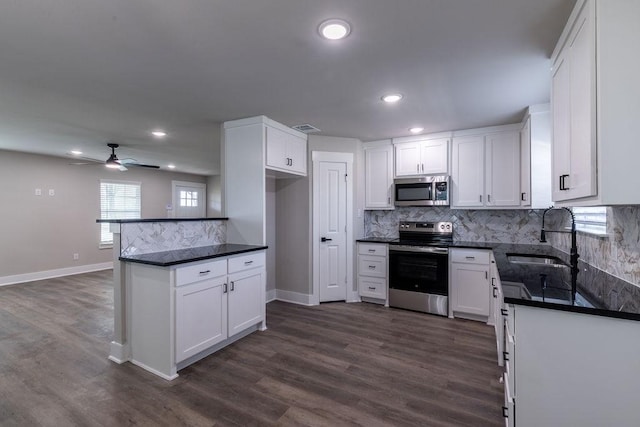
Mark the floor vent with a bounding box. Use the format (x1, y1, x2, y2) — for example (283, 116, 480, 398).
(292, 124, 321, 133)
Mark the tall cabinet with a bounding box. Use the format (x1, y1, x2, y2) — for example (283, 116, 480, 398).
(551, 0, 640, 205)
(363, 140, 394, 210)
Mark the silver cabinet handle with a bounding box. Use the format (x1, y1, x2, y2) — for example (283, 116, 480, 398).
(487, 194, 491, 203)
(244, 260, 253, 265)
(223, 283, 228, 293)
(230, 281, 235, 291)
(479, 195, 483, 203)
(368, 249, 376, 252)
(368, 265, 376, 269)
(199, 270, 210, 275)
(368, 286, 376, 290)
(521, 192, 527, 201)
(421, 163, 424, 172)
(465, 256, 475, 259)
(417, 163, 420, 173)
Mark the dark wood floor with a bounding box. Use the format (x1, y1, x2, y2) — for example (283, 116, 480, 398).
(0, 270, 504, 426)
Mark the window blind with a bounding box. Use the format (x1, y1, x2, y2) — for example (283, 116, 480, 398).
(572, 206, 607, 235)
(100, 180, 141, 245)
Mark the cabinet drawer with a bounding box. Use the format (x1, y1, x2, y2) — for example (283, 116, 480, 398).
(358, 255, 387, 278)
(228, 251, 265, 274)
(450, 249, 491, 264)
(176, 259, 227, 287)
(358, 243, 387, 257)
(358, 276, 386, 299)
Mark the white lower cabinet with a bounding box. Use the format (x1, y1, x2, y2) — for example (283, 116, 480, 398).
(175, 275, 228, 362)
(449, 248, 491, 320)
(129, 250, 266, 380)
(357, 243, 388, 305)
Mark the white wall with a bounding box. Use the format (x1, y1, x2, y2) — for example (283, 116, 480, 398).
(206, 174, 222, 216)
(0, 150, 207, 280)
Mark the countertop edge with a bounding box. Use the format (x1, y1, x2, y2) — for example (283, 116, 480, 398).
(504, 296, 640, 322)
(97, 217, 229, 223)
(119, 245, 267, 267)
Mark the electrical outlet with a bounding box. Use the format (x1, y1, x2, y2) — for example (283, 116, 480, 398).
(35, 188, 42, 196)
(48, 189, 55, 196)
(73, 253, 79, 260)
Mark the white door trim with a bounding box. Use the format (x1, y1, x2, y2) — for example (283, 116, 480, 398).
(171, 181, 206, 218)
(311, 151, 354, 306)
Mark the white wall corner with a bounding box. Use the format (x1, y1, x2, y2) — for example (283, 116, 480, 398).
(275, 289, 315, 306)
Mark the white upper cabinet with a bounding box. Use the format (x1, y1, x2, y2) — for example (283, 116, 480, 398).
(522, 104, 553, 209)
(551, 0, 640, 205)
(451, 126, 521, 209)
(393, 136, 449, 177)
(363, 140, 394, 210)
(265, 124, 307, 176)
(520, 116, 532, 207)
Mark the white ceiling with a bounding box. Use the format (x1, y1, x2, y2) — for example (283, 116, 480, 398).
(0, 0, 575, 176)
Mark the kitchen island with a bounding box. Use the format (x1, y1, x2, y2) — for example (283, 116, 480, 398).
(98, 218, 267, 380)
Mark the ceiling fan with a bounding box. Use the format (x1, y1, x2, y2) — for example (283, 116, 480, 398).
(70, 143, 160, 171)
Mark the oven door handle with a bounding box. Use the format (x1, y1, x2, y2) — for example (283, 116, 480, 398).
(390, 246, 449, 254)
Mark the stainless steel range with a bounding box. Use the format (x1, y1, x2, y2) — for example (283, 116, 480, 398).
(388, 221, 453, 316)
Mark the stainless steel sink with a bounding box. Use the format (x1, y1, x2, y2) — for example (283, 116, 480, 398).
(507, 254, 569, 268)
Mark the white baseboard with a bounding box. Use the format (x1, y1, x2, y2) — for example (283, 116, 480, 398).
(108, 341, 130, 364)
(266, 288, 277, 303)
(0, 262, 114, 287)
(129, 359, 178, 381)
(275, 289, 315, 306)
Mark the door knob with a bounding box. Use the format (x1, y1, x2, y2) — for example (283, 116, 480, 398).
(321, 237, 333, 242)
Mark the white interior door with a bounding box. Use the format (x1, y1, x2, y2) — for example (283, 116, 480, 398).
(172, 181, 206, 218)
(316, 158, 348, 302)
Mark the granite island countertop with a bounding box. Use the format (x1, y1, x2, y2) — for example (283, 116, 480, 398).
(119, 244, 267, 267)
(356, 237, 640, 321)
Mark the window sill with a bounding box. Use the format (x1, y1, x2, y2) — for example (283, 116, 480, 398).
(576, 229, 609, 239)
(99, 243, 114, 250)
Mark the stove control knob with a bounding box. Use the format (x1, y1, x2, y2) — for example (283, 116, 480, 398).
(446, 224, 451, 230)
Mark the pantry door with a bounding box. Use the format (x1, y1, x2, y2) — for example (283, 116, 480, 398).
(312, 152, 353, 304)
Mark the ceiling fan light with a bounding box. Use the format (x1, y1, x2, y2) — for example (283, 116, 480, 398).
(151, 130, 167, 138)
(382, 93, 403, 103)
(319, 19, 351, 40)
(105, 162, 121, 169)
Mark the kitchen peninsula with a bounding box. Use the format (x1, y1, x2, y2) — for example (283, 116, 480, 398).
(97, 218, 267, 380)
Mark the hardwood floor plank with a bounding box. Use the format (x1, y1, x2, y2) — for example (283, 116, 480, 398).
(0, 271, 504, 426)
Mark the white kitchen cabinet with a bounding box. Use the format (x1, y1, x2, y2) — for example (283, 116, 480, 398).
(488, 256, 504, 367)
(551, 0, 640, 205)
(507, 303, 640, 426)
(451, 126, 521, 209)
(363, 141, 394, 210)
(128, 250, 266, 380)
(393, 136, 449, 177)
(265, 123, 307, 176)
(357, 243, 388, 305)
(176, 276, 228, 362)
(228, 267, 265, 337)
(449, 248, 491, 321)
(520, 104, 552, 209)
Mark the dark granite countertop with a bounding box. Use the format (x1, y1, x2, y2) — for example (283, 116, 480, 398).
(119, 244, 267, 266)
(357, 237, 640, 321)
(97, 217, 228, 224)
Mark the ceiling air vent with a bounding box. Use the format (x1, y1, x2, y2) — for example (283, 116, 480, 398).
(292, 124, 321, 133)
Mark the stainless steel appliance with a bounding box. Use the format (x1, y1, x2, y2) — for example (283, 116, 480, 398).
(394, 175, 449, 207)
(389, 221, 453, 316)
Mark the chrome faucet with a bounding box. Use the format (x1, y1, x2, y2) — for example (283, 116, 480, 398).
(540, 207, 580, 302)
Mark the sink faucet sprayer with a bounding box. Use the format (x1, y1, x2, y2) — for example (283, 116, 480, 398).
(540, 207, 580, 303)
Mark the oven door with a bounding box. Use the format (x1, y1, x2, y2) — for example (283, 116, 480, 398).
(388, 248, 448, 295)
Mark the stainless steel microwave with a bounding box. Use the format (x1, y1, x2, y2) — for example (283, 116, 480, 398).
(394, 175, 450, 207)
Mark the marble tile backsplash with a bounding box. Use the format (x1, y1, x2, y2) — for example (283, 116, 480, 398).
(549, 206, 640, 286)
(120, 220, 227, 256)
(365, 207, 546, 244)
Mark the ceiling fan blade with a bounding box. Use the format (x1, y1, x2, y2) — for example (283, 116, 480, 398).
(119, 158, 160, 169)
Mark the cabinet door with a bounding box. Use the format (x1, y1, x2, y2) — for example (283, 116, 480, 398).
(265, 125, 289, 171)
(228, 268, 265, 337)
(485, 132, 520, 207)
(452, 136, 485, 207)
(451, 264, 491, 317)
(287, 134, 307, 175)
(567, 3, 596, 200)
(394, 142, 421, 177)
(520, 118, 531, 207)
(552, 54, 572, 202)
(364, 144, 394, 209)
(175, 277, 228, 362)
(420, 138, 449, 175)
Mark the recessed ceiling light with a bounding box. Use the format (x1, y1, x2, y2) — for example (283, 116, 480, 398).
(382, 94, 403, 103)
(318, 19, 351, 40)
(167, 164, 176, 169)
(70, 150, 83, 155)
(151, 130, 167, 138)
(409, 127, 424, 134)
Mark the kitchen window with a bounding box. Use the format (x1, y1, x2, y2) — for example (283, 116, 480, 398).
(572, 206, 607, 235)
(100, 180, 141, 246)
